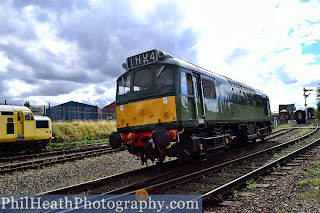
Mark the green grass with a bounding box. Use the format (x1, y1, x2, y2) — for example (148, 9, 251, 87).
(278, 123, 294, 128)
(47, 120, 116, 149)
(297, 160, 320, 203)
(246, 179, 256, 190)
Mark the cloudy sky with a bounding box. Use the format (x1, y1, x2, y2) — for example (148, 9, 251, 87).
(0, 0, 319, 112)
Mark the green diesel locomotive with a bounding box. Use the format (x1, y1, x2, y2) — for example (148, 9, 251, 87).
(110, 49, 272, 164)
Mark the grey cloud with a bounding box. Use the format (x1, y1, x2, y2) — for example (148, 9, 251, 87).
(94, 86, 105, 95)
(0, 0, 199, 105)
(0, 43, 106, 84)
(0, 2, 38, 40)
(95, 98, 113, 108)
(225, 48, 250, 65)
(57, 1, 198, 77)
(12, 0, 89, 13)
(20, 81, 82, 97)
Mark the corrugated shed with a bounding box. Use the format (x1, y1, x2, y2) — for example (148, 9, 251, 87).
(45, 101, 102, 121)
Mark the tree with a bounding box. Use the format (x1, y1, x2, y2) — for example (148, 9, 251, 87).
(24, 100, 31, 108)
(316, 84, 320, 119)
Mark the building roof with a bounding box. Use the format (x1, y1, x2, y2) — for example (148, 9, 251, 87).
(51, 101, 97, 108)
(0, 105, 30, 111)
(103, 101, 115, 109)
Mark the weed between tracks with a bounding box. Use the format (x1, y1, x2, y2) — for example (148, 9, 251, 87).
(296, 160, 320, 203)
(246, 179, 256, 190)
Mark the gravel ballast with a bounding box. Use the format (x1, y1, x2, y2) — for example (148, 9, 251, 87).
(1, 126, 319, 213)
(205, 130, 320, 212)
(0, 151, 144, 194)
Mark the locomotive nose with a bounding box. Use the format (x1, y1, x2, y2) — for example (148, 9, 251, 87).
(152, 127, 169, 149)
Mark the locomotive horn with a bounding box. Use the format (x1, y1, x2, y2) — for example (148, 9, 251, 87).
(158, 51, 167, 59)
(122, 63, 128, 70)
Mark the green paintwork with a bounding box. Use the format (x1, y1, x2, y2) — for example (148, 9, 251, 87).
(116, 51, 271, 133)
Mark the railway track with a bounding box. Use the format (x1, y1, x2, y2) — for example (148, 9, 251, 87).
(0, 145, 119, 175)
(0, 142, 112, 163)
(140, 123, 319, 203)
(39, 125, 314, 196)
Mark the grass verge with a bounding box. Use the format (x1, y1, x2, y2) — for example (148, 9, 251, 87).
(48, 120, 116, 149)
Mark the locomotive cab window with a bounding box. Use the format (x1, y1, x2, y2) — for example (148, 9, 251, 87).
(181, 71, 194, 96)
(156, 66, 174, 86)
(25, 113, 31, 121)
(134, 68, 151, 92)
(117, 74, 131, 95)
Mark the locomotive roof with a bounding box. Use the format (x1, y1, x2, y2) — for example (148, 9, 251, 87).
(120, 49, 268, 97)
(0, 105, 31, 112)
(34, 115, 50, 121)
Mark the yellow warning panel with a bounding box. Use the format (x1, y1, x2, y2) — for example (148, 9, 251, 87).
(116, 96, 177, 128)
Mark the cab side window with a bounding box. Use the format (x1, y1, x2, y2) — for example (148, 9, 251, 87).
(25, 113, 31, 121)
(117, 74, 131, 95)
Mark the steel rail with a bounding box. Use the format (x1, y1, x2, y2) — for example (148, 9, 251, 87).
(39, 124, 299, 195)
(202, 130, 320, 201)
(0, 147, 118, 175)
(138, 123, 318, 195)
(0, 143, 112, 163)
(38, 159, 178, 195)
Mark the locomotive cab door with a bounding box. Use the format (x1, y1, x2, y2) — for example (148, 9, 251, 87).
(16, 112, 24, 141)
(180, 70, 197, 120)
(192, 73, 204, 123)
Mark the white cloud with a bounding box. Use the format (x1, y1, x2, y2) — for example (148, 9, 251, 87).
(0, 0, 319, 112)
(177, 0, 320, 111)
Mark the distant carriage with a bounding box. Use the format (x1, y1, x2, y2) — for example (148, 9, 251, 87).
(294, 110, 306, 124)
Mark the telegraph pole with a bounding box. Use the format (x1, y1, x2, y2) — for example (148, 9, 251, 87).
(303, 87, 313, 125)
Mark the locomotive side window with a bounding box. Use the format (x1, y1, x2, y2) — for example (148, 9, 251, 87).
(117, 74, 131, 95)
(181, 71, 193, 95)
(18, 112, 20, 121)
(203, 78, 216, 99)
(36, 121, 49, 128)
(1, 112, 13, 115)
(134, 68, 151, 91)
(156, 66, 174, 86)
(7, 123, 14, 134)
(25, 113, 31, 121)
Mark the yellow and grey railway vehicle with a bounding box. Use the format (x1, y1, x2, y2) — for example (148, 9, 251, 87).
(0, 105, 53, 155)
(110, 49, 272, 164)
